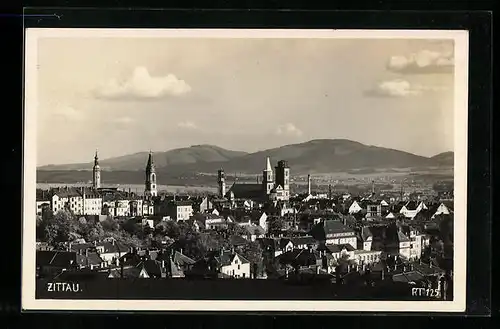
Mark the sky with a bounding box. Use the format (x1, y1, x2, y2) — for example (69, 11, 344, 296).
(35, 35, 455, 166)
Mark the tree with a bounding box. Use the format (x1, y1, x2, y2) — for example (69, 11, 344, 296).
(42, 209, 76, 246)
(101, 217, 119, 232)
(86, 222, 105, 242)
(241, 241, 264, 278)
(268, 217, 286, 233)
(121, 219, 142, 237)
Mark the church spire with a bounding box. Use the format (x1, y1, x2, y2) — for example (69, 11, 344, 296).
(92, 149, 101, 189)
(266, 156, 272, 172)
(145, 151, 157, 197)
(146, 150, 155, 173)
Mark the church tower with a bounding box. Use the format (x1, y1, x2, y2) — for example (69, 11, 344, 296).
(275, 160, 290, 201)
(263, 156, 274, 195)
(92, 150, 101, 189)
(217, 169, 226, 198)
(145, 151, 157, 197)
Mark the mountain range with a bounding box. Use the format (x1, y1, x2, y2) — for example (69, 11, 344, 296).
(38, 139, 454, 177)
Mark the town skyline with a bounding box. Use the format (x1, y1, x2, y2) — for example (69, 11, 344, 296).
(36, 37, 455, 166)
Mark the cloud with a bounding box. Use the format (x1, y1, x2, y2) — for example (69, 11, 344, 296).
(177, 121, 198, 129)
(94, 66, 192, 100)
(275, 123, 303, 137)
(113, 117, 134, 124)
(365, 79, 449, 98)
(52, 106, 84, 121)
(387, 49, 454, 74)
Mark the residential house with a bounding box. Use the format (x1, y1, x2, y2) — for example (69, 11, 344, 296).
(241, 224, 266, 241)
(198, 196, 213, 213)
(431, 201, 454, 219)
(365, 203, 382, 219)
(258, 238, 282, 257)
(166, 200, 194, 222)
(277, 248, 322, 271)
(284, 236, 317, 250)
(36, 250, 79, 278)
(348, 200, 363, 214)
(397, 229, 412, 259)
(309, 219, 357, 249)
(324, 244, 356, 262)
(217, 250, 251, 278)
(36, 189, 51, 216)
(94, 240, 129, 264)
(400, 201, 428, 219)
(358, 226, 373, 251)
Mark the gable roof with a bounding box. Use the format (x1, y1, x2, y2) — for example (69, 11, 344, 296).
(36, 250, 77, 268)
(216, 251, 250, 266)
(360, 226, 373, 241)
(229, 235, 248, 246)
(397, 231, 411, 242)
(227, 183, 264, 200)
(76, 252, 104, 266)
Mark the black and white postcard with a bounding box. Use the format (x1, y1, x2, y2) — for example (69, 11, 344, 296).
(22, 29, 468, 312)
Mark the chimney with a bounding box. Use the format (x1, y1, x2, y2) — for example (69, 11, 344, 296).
(307, 174, 312, 195)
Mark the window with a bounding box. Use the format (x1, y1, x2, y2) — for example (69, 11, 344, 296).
(238, 265, 240, 270)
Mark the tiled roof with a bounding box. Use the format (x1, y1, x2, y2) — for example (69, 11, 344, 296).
(244, 225, 265, 236)
(229, 235, 248, 246)
(397, 231, 410, 242)
(442, 201, 454, 211)
(216, 251, 250, 266)
(325, 244, 356, 253)
(392, 271, 425, 283)
(360, 227, 373, 241)
(76, 252, 103, 266)
(277, 249, 320, 266)
(290, 236, 317, 246)
(173, 251, 196, 266)
(310, 220, 355, 240)
(228, 183, 264, 199)
(36, 250, 77, 268)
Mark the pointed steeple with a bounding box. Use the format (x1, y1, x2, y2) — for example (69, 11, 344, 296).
(266, 156, 272, 171)
(146, 150, 155, 173)
(94, 150, 99, 166)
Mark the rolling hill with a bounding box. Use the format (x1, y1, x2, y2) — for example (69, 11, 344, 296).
(37, 139, 454, 179)
(38, 144, 248, 171)
(430, 151, 454, 167)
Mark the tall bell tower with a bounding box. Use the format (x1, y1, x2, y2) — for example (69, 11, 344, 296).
(92, 150, 101, 189)
(145, 151, 157, 197)
(263, 156, 274, 195)
(217, 169, 226, 198)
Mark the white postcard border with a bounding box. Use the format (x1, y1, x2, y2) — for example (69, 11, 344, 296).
(22, 28, 468, 312)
